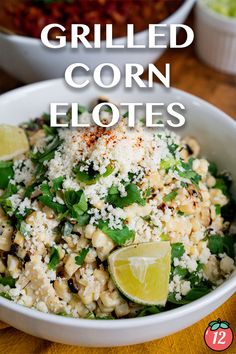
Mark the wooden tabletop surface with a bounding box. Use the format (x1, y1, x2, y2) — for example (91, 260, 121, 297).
(0, 17, 236, 354)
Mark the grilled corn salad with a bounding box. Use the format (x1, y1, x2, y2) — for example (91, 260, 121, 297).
(0, 104, 235, 319)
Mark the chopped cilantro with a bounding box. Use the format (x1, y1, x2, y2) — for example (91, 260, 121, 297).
(107, 183, 145, 208)
(215, 204, 221, 215)
(48, 247, 60, 270)
(136, 306, 161, 317)
(39, 195, 67, 214)
(75, 248, 89, 266)
(74, 163, 114, 185)
(177, 210, 184, 216)
(168, 143, 178, 156)
(208, 234, 235, 259)
(178, 159, 201, 186)
(214, 175, 231, 196)
(0, 292, 12, 300)
(171, 243, 185, 261)
(30, 136, 61, 164)
(0, 161, 14, 189)
(208, 162, 218, 177)
(98, 220, 135, 246)
(0, 276, 16, 288)
(53, 177, 64, 192)
(163, 189, 178, 203)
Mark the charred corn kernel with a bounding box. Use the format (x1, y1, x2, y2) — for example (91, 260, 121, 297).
(57, 246, 66, 260)
(182, 137, 200, 157)
(64, 236, 76, 250)
(76, 236, 89, 250)
(0, 223, 13, 252)
(179, 202, 195, 215)
(84, 224, 96, 239)
(100, 290, 121, 308)
(107, 278, 116, 292)
(85, 248, 97, 264)
(193, 159, 209, 179)
(79, 287, 94, 305)
(201, 207, 210, 227)
(14, 231, 24, 247)
(54, 279, 72, 302)
(25, 211, 37, 224)
(42, 206, 55, 219)
(206, 175, 216, 188)
(0, 258, 6, 273)
(29, 129, 45, 146)
(97, 299, 114, 313)
(17, 248, 27, 260)
(64, 253, 80, 277)
(115, 302, 130, 318)
(220, 256, 235, 274)
(204, 255, 221, 284)
(94, 269, 109, 289)
(210, 189, 228, 206)
(92, 229, 115, 261)
(7, 255, 21, 278)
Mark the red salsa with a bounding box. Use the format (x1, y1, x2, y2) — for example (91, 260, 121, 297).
(1, 0, 185, 40)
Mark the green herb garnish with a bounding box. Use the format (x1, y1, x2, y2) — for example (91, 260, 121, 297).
(107, 183, 145, 208)
(48, 247, 60, 270)
(98, 220, 135, 246)
(75, 248, 89, 266)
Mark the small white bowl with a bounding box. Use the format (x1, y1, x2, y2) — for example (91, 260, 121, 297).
(195, 0, 236, 74)
(0, 0, 195, 83)
(0, 78, 235, 347)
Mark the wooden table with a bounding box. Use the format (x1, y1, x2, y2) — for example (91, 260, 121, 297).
(0, 32, 236, 354)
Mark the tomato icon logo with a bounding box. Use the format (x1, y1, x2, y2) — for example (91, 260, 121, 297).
(204, 318, 234, 351)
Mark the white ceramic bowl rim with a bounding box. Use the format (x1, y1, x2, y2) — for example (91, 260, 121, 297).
(0, 0, 194, 45)
(0, 78, 235, 330)
(198, 0, 236, 26)
(0, 274, 235, 329)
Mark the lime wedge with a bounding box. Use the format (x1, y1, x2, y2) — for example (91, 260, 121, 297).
(108, 242, 171, 306)
(0, 125, 29, 161)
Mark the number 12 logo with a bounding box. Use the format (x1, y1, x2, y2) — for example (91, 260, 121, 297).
(204, 318, 234, 351)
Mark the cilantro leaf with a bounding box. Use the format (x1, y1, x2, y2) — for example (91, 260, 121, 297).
(0, 161, 14, 189)
(163, 189, 178, 203)
(39, 195, 67, 214)
(215, 204, 221, 215)
(53, 176, 64, 192)
(75, 248, 89, 266)
(136, 306, 161, 317)
(177, 159, 201, 186)
(48, 247, 60, 270)
(107, 183, 145, 208)
(98, 220, 135, 246)
(0, 276, 16, 288)
(30, 136, 61, 164)
(0, 292, 12, 300)
(167, 287, 211, 305)
(208, 162, 218, 177)
(74, 163, 114, 185)
(171, 243, 185, 261)
(208, 234, 235, 259)
(214, 175, 231, 196)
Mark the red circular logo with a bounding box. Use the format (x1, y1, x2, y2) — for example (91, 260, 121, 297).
(204, 319, 234, 352)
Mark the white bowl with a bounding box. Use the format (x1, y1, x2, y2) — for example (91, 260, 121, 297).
(195, 0, 236, 74)
(0, 0, 195, 83)
(0, 79, 236, 346)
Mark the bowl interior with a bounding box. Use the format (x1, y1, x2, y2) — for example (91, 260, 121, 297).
(1, 78, 236, 195)
(0, 79, 236, 345)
